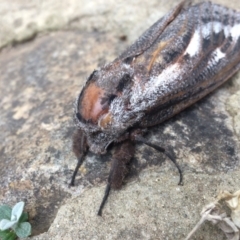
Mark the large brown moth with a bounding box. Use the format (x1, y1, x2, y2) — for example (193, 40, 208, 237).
(70, 0, 240, 216)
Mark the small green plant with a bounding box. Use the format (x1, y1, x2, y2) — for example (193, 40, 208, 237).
(0, 202, 31, 240)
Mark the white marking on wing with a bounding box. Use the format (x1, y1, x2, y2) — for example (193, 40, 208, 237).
(213, 22, 222, 34)
(224, 25, 230, 37)
(145, 63, 183, 101)
(208, 48, 225, 67)
(184, 30, 201, 57)
(130, 62, 183, 109)
(202, 21, 226, 39)
(230, 24, 240, 41)
(202, 23, 211, 39)
(152, 62, 182, 88)
(214, 48, 225, 60)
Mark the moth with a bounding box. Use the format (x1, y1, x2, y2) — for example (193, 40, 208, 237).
(70, 0, 240, 216)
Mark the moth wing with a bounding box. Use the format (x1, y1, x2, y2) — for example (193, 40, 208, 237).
(119, 1, 187, 61)
(136, 2, 240, 127)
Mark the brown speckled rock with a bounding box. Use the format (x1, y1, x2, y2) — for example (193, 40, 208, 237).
(0, 0, 240, 239)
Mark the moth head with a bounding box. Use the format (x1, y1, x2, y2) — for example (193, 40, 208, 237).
(75, 60, 134, 154)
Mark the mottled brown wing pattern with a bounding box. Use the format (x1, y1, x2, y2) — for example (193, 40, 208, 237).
(132, 2, 240, 127)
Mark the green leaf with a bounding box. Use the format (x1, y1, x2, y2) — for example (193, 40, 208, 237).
(11, 202, 24, 222)
(0, 219, 17, 231)
(0, 206, 11, 221)
(18, 212, 28, 223)
(0, 229, 9, 239)
(0, 230, 17, 240)
(15, 222, 31, 238)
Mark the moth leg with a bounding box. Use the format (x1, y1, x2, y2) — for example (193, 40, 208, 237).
(135, 135, 183, 186)
(70, 129, 88, 187)
(97, 140, 135, 216)
(97, 183, 111, 216)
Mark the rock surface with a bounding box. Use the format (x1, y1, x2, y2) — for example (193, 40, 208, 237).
(0, 0, 240, 239)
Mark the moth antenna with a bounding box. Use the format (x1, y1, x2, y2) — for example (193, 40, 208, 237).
(97, 183, 111, 216)
(135, 136, 183, 185)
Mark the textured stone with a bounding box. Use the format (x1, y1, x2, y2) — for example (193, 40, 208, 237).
(0, 0, 239, 239)
(2, 0, 239, 49)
